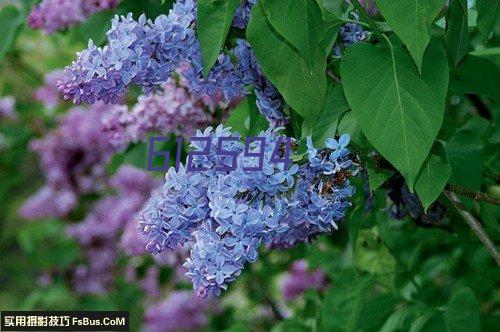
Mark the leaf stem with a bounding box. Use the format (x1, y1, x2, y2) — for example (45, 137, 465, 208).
(350, 0, 384, 43)
(446, 184, 500, 206)
(446, 192, 500, 266)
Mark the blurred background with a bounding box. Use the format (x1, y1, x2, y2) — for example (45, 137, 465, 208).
(0, 0, 499, 331)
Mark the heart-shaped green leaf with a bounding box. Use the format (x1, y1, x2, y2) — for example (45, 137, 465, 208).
(341, 41, 448, 187)
(415, 154, 451, 211)
(247, 1, 327, 135)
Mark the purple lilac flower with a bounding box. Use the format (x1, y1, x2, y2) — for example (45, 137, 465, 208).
(138, 125, 356, 297)
(0, 96, 17, 121)
(59, 1, 284, 126)
(232, 0, 257, 29)
(144, 291, 213, 332)
(234, 39, 287, 126)
(19, 103, 119, 219)
(102, 77, 227, 149)
(387, 176, 446, 224)
(58, 1, 246, 107)
(67, 165, 158, 294)
(35, 70, 66, 110)
(281, 260, 328, 301)
(28, 0, 119, 34)
(340, 23, 367, 46)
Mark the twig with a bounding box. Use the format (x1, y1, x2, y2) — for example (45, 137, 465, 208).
(446, 184, 500, 206)
(446, 192, 500, 266)
(350, 0, 384, 43)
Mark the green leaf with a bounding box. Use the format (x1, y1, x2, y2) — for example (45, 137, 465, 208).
(450, 54, 500, 101)
(225, 95, 269, 137)
(444, 130, 484, 192)
(197, 0, 240, 76)
(415, 154, 451, 211)
(341, 41, 448, 187)
(476, 0, 500, 40)
(381, 306, 422, 332)
(367, 161, 393, 192)
(409, 313, 446, 332)
(445, 0, 469, 66)
(319, 272, 374, 332)
(74, 10, 115, 45)
(318, 0, 343, 16)
(337, 111, 369, 149)
(0, 6, 23, 61)
(444, 288, 480, 332)
(311, 83, 350, 147)
(247, 1, 327, 135)
(375, 0, 444, 71)
(320, 8, 343, 56)
(355, 228, 397, 277)
(262, 0, 324, 69)
(470, 47, 500, 67)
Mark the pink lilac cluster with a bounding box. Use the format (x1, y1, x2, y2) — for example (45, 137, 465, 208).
(19, 103, 119, 219)
(67, 165, 158, 294)
(0, 96, 17, 121)
(281, 260, 328, 301)
(28, 0, 119, 34)
(144, 290, 214, 332)
(35, 70, 66, 110)
(102, 77, 227, 149)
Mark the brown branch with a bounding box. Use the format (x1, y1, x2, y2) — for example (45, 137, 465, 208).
(446, 184, 500, 206)
(446, 192, 500, 266)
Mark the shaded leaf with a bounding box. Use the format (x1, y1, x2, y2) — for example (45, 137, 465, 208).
(445, 0, 469, 65)
(197, 0, 240, 76)
(450, 54, 500, 101)
(376, 0, 444, 71)
(415, 154, 452, 211)
(476, 0, 500, 40)
(444, 288, 480, 332)
(311, 83, 350, 147)
(262, 0, 324, 68)
(247, 1, 327, 135)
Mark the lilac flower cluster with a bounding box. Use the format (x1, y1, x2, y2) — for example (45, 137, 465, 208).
(59, 0, 286, 126)
(28, 0, 119, 34)
(138, 125, 356, 297)
(234, 39, 287, 126)
(387, 176, 446, 224)
(35, 70, 66, 110)
(144, 291, 214, 332)
(281, 260, 328, 301)
(58, 1, 244, 105)
(0, 96, 17, 121)
(67, 165, 158, 294)
(102, 77, 227, 149)
(232, 0, 257, 29)
(20, 103, 119, 219)
(340, 23, 367, 47)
